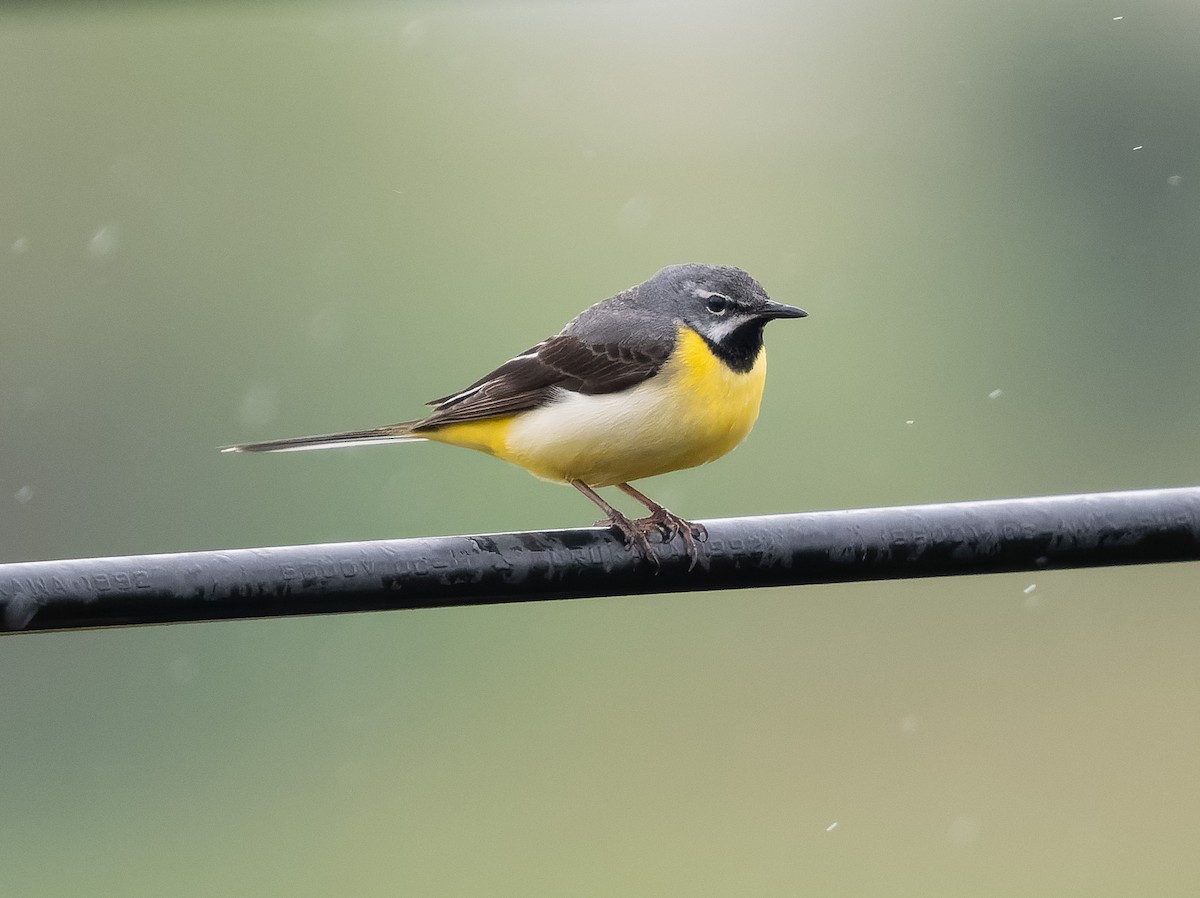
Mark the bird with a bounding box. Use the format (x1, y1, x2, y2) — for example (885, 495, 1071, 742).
(223, 263, 806, 566)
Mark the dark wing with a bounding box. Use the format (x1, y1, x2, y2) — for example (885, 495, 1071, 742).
(413, 333, 672, 431)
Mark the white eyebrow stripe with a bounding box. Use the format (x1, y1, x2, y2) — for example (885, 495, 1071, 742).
(692, 288, 731, 301)
(705, 312, 753, 342)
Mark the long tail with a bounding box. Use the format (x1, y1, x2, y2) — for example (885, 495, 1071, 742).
(221, 422, 425, 454)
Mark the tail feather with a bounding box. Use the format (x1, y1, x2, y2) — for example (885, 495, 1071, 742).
(221, 423, 425, 454)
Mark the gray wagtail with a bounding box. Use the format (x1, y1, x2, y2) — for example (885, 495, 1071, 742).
(223, 263, 806, 565)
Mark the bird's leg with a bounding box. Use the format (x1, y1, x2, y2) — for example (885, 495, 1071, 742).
(571, 480, 655, 564)
(616, 483, 708, 569)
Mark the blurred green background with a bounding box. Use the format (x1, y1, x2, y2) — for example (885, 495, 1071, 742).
(3, 1, 1200, 894)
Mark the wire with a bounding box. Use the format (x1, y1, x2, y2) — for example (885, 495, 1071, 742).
(3, 486, 1199, 633)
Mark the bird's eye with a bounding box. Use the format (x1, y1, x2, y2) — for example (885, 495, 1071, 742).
(706, 297, 729, 315)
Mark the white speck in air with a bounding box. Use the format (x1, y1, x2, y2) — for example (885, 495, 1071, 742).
(14, 485, 33, 504)
(307, 307, 345, 350)
(11, 237, 28, 254)
(1167, 175, 1183, 187)
(949, 815, 981, 844)
(618, 194, 656, 233)
(1024, 583, 1042, 609)
(905, 419, 915, 425)
(1132, 145, 1144, 151)
(825, 822, 839, 832)
(401, 18, 429, 47)
(238, 382, 280, 428)
(988, 388, 1003, 399)
(900, 713, 921, 735)
(1112, 15, 1124, 20)
(88, 223, 120, 257)
(170, 656, 196, 684)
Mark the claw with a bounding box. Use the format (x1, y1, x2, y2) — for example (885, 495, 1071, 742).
(595, 514, 659, 568)
(633, 508, 707, 570)
(577, 480, 705, 570)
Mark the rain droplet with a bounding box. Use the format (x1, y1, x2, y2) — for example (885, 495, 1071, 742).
(14, 485, 33, 504)
(170, 656, 196, 684)
(238, 382, 280, 427)
(618, 195, 656, 233)
(88, 223, 120, 257)
(1167, 174, 1183, 187)
(401, 18, 429, 47)
(307, 307, 345, 350)
(948, 815, 981, 844)
(988, 388, 1004, 399)
(11, 237, 28, 254)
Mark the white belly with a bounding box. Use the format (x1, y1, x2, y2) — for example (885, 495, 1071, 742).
(503, 339, 767, 487)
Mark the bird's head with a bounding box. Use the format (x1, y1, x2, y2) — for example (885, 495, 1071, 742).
(649, 263, 807, 372)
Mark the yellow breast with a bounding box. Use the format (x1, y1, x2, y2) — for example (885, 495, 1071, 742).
(670, 326, 768, 458)
(488, 325, 768, 486)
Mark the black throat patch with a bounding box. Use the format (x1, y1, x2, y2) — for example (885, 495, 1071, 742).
(699, 320, 767, 373)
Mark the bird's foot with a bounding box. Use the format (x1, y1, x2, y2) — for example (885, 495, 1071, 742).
(594, 512, 658, 567)
(595, 509, 707, 570)
(636, 507, 708, 570)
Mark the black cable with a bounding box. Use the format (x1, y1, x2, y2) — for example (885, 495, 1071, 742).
(3, 486, 1199, 633)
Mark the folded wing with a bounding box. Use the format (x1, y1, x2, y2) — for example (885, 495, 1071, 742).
(416, 333, 672, 430)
